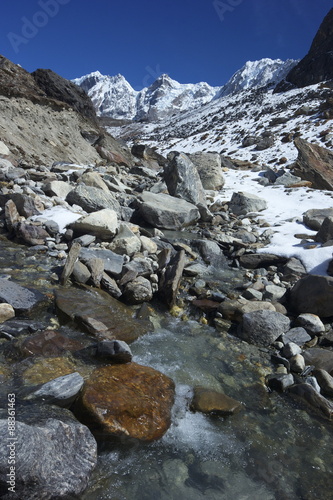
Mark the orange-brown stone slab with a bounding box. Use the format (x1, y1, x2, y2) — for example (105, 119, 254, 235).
(78, 363, 175, 441)
(190, 386, 243, 416)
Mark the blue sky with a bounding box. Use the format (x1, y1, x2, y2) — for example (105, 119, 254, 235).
(1, 0, 332, 89)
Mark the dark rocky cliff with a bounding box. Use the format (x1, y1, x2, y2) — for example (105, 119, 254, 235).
(275, 8, 333, 92)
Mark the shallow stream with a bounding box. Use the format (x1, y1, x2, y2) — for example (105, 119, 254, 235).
(0, 236, 332, 500)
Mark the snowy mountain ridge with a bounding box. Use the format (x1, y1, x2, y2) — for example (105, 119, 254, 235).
(73, 58, 297, 123)
(218, 58, 298, 97)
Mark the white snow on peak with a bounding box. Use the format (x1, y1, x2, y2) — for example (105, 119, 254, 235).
(73, 71, 221, 122)
(218, 58, 298, 97)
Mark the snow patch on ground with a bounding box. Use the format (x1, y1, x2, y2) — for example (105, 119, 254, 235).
(217, 169, 333, 275)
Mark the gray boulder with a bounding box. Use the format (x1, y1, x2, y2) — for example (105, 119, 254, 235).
(282, 327, 311, 345)
(288, 383, 333, 420)
(187, 152, 225, 190)
(26, 372, 84, 407)
(123, 276, 153, 304)
(97, 339, 132, 363)
(239, 309, 291, 347)
(315, 216, 333, 243)
(80, 247, 124, 277)
(164, 152, 206, 206)
(139, 191, 200, 229)
(266, 373, 294, 392)
(303, 208, 333, 230)
(229, 191, 267, 215)
(43, 180, 73, 198)
(193, 239, 227, 266)
(70, 209, 118, 240)
(274, 171, 302, 186)
(289, 275, 333, 317)
(66, 184, 120, 214)
(0, 406, 97, 500)
(78, 171, 109, 192)
(295, 313, 325, 336)
(282, 257, 307, 278)
(0, 279, 45, 315)
(108, 224, 141, 256)
(313, 369, 333, 397)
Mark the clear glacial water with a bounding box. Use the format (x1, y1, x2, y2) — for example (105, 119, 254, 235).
(81, 318, 333, 500)
(0, 236, 332, 500)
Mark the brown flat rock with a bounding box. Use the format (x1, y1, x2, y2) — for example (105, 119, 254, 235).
(77, 363, 175, 441)
(190, 386, 243, 416)
(55, 286, 152, 343)
(20, 330, 84, 358)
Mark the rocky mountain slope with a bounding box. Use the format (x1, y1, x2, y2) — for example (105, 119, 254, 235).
(0, 56, 133, 166)
(108, 80, 332, 169)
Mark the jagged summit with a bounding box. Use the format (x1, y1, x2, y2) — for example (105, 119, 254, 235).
(218, 58, 298, 97)
(74, 58, 298, 123)
(73, 70, 220, 122)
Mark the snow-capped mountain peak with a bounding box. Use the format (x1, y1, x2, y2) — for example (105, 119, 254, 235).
(218, 58, 298, 97)
(73, 70, 220, 122)
(73, 58, 298, 122)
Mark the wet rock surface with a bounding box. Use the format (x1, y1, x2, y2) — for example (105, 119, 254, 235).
(76, 363, 175, 441)
(0, 279, 45, 315)
(0, 405, 97, 500)
(55, 286, 152, 343)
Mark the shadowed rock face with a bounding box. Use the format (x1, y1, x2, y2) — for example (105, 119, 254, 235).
(0, 55, 45, 100)
(32, 68, 98, 123)
(275, 8, 333, 91)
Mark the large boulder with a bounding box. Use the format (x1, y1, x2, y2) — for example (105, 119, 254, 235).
(164, 152, 206, 206)
(289, 275, 333, 317)
(139, 191, 200, 229)
(229, 191, 267, 215)
(69, 209, 118, 240)
(78, 171, 110, 192)
(293, 138, 333, 190)
(76, 363, 175, 441)
(66, 184, 121, 214)
(0, 405, 97, 500)
(187, 152, 225, 190)
(239, 309, 291, 347)
(55, 286, 152, 343)
(303, 208, 333, 230)
(42, 180, 73, 198)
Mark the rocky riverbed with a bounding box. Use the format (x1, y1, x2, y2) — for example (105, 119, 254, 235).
(0, 142, 333, 499)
